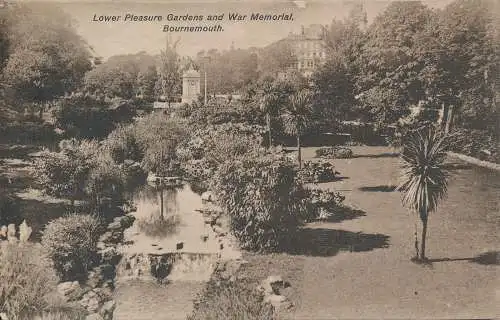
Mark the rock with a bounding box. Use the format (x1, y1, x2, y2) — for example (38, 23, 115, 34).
(113, 215, 135, 229)
(0, 225, 7, 239)
(264, 294, 292, 310)
(80, 290, 102, 313)
(107, 221, 122, 231)
(6, 224, 16, 242)
(258, 275, 286, 295)
(100, 247, 121, 265)
(85, 314, 104, 320)
(99, 300, 116, 320)
(201, 191, 215, 202)
(18, 220, 32, 242)
(86, 270, 103, 289)
(57, 281, 82, 300)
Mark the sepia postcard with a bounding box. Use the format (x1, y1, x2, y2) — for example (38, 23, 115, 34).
(0, 0, 498, 319)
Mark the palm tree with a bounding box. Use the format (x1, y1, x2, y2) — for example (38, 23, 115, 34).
(398, 126, 449, 261)
(259, 82, 280, 148)
(282, 89, 314, 169)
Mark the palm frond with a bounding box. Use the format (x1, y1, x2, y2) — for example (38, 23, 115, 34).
(398, 126, 450, 217)
(282, 89, 314, 136)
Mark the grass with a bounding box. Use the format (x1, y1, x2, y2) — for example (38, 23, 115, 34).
(231, 146, 499, 319)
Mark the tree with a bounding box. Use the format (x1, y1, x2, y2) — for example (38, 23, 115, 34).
(282, 89, 314, 169)
(356, 1, 434, 128)
(84, 52, 157, 100)
(156, 39, 181, 105)
(137, 64, 158, 102)
(259, 80, 281, 148)
(398, 126, 450, 261)
(2, 3, 92, 111)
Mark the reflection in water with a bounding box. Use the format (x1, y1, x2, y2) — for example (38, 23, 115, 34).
(134, 186, 181, 239)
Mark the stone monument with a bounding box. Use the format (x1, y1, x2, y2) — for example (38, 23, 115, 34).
(181, 68, 201, 104)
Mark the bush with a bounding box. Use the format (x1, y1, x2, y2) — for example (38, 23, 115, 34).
(448, 128, 499, 163)
(212, 154, 309, 251)
(41, 214, 102, 281)
(299, 160, 339, 183)
(103, 124, 143, 163)
(305, 188, 346, 221)
(188, 278, 273, 320)
(0, 242, 71, 320)
(315, 146, 353, 159)
(177, 123, 265, 183)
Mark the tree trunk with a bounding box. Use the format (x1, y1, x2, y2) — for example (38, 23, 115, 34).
(445, 105, 454, 134)
(420, 214, 428, 260)
(297, 135, 302, 169)
(159, 187, 164, 220)
(266, 113, 272, 148)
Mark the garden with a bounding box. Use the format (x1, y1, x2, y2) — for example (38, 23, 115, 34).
(0, 0, 498, 319)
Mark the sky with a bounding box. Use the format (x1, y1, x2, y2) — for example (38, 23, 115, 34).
(34, 0, 453, 59)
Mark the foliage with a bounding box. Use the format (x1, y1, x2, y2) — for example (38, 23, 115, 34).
(315, 146, 353, 159)
(188, 100, 263, 128)
(1, 3, 92, 103)
(448, 128, 499, 163)
(135, 114, 188, 176)
(299, 160, 339, 183)
(176, 123, 265, 183)
(85, 52, 156, 100)
(53, 93, 134, 140)
(33, 142, 93, 200)
(0, 242, 61, 319)
(398, 126, 450, 260)
(195, 47, 260, 94)
(103, 124, 143, 163)
(156, 40, 181, 103)
(212, 153, 310, 251)
(306, 188, 346, 221)
(188, 277, 273, 320)
(41, 214, 102, 281)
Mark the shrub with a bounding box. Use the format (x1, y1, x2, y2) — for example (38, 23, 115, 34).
(103, 124, 143, 163)
(0, 243, 57, 319)
(315, 146, 353, 159)
(188, 278, 273, 320)
(41, 214, 102, 281)
(448, 128, 498, 163)
(212, 154, 309, 251)
(135, 114, 189, 176)
(299, 160, 338, 183)
(306, 189, 346, 221)
(33, 147, 91, 201)
(176, 123, 265, 183)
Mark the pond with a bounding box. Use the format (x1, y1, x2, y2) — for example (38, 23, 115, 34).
(123, 183, 220, 255)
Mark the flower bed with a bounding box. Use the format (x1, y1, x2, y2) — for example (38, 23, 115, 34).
(315, 146, 353, 159)
(299, 160, 339, 183)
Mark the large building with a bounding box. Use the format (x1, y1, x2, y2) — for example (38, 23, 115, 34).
(284, 24, 328, 77)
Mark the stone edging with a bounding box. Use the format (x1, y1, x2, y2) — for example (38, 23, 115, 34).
(447, 152, 500, 171)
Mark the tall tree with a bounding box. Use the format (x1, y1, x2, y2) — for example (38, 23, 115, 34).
(156, 38, 181, 105)
(356, 1, 434, 127)
(2, 3, 92, 111)
(398, 126, 449, 261)
(282, 89, 314, 169)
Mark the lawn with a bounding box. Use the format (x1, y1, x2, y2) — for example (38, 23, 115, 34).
(235, 146, 499, 319)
